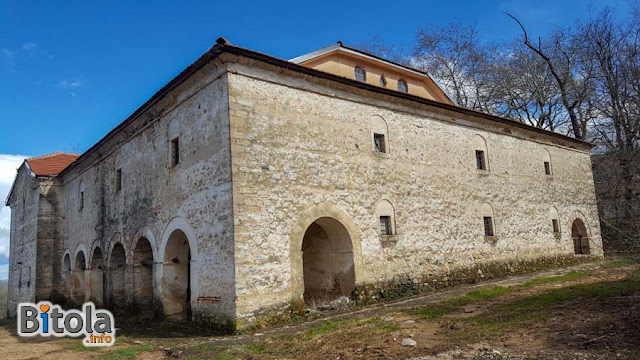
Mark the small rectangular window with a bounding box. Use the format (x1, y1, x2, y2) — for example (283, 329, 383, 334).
(544, 161, 551, 175)
(380, 216, 393, 235)
(79, 191, 84, 211)
(171, 137, 180, 166)
(115, 169, 122, 192)
(476, 150, 486, 170)
(552, 219, 559, 233)
(483, 216, 494, 236)
(374, 133, 386, 153)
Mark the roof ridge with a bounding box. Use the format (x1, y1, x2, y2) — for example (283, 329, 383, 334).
(27, 152, 80, 160)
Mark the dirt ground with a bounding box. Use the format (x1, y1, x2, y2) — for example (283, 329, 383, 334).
(1, 258, 638, 360)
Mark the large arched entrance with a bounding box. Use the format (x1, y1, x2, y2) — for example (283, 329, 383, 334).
(89, 248, 104, 307)
(301, 217, 356, 308)
(572, 218, 591, 254)
(62, 253, 71, 299)
(71, 252, 87, 303)
(162, 229, 191, 321)
(109, 243, 127, 310)
(133, 237, 154, 314)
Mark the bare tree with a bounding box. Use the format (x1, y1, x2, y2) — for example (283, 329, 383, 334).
(413, 21, 497, 112)
(506, 13, 595, 139)
(489, 43, 568, 131)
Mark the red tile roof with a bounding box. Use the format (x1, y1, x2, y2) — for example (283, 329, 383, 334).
(26, 152, 79, 176)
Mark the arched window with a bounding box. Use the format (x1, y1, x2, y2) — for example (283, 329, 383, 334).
(371, 115, 390, 154)
(376, 200, 397, 236)
(472, 135, 489, 171)
(379, 74, 387, 87)
(549, 206, 560, 234)
(480, 203, 495, 237)
(543, 149, 552, 175)
(397, 79, 408, 93)
(354, 66, 366, 82)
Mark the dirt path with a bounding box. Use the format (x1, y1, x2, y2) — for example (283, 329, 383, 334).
(1, 259, 637, 360)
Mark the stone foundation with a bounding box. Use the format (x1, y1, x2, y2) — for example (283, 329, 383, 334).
(238, 254, 600, 330)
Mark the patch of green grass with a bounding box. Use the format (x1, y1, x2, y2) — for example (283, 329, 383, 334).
(304, 320, 350, 339)
(603, 257, 638, 268)
(245, 343, 266, 353)
(97, 345, 153, 360)
(61, 340, 101, 352)
(413, 286, 514, 319)
(378, 324, 400, 332)
(471, 276, 640, 332)
(520, 271, 587, 287)
(190, 344, 221, 354)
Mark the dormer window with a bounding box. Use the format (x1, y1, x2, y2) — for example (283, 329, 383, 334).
(355, 66, 366, 82)
(398, 79, 408, 93)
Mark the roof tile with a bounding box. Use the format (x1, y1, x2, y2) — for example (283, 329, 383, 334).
(26, 152, 79, 176)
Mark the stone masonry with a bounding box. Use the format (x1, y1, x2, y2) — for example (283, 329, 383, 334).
(6, 39, 602, 330)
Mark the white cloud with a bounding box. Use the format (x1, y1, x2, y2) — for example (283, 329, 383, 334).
(58, 79, 85, 88)
(21, 42, 37, 51)
(0, 154, 29, 280)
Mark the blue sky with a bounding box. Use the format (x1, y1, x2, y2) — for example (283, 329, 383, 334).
(0, 0, 633, 279)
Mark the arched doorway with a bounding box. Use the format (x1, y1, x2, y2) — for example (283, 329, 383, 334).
(133, 237, 154, 313)
(62, 253, 71, 299)
(109, 243, 127, 310)
(301, 217, 356, 308)
(162, 229, 191, 321)
(72, 252, 87, 303)
(571, 218, 591, 254)
(90, 248, 104, 306)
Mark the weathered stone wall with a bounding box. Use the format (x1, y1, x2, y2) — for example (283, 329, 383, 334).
(7, 166, 40, 317)
(56, 62, 236, 327)
(226, 60, 602, 326)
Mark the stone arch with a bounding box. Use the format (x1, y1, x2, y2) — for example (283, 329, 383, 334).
(472, 134, 490, 171)
(375, 199, 397, 235)
(371, 115, 390, 154)
(72, 249, 87, 303)
(132, 226, 158, 262)
(132, 230, 155, 314)
(89, 246, 105, 307)
(290, 203, 363, 308)
(569, 211, 592, 255)
(62, 251, 72, 299)
(159, 216, 199, 321)
(109, 242, 127, 310)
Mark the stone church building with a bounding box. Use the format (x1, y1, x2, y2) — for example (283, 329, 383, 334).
(6, 38, 602, 329)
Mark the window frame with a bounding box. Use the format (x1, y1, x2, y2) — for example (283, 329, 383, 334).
(379, 74, 387, 87)
(476, 150, 486, 170)
(170, 137, 180, 167)
(380, 215, 393, 236)
(544, 161, 551, 175)
(483, 216, 494, 237)
(373, 133, 386, 153)
(397, 79, 408, 93)
(115, 168, 122, 192)
(552, 219, 560, 233)
(354, 66, 366, 82)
